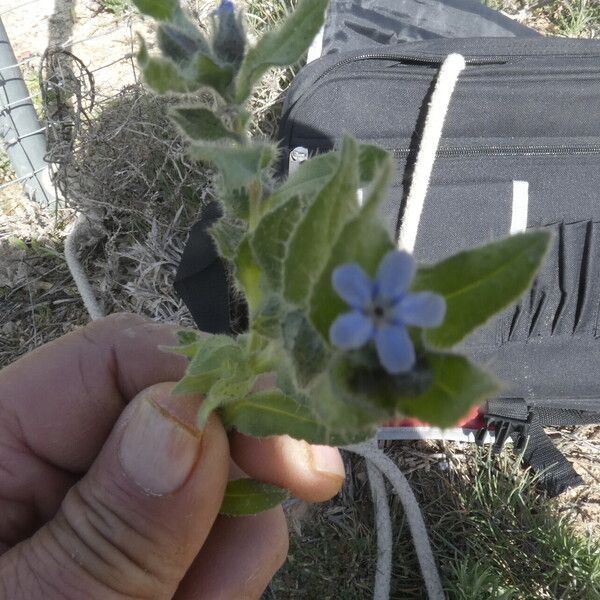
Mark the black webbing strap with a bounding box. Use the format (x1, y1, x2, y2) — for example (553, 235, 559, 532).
(174, 202, 232, 334)
(479, 398, 600, 497)
(524, 410, 584, 497)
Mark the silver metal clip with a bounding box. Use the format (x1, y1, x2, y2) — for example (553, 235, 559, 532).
(288, 146, 309, 175)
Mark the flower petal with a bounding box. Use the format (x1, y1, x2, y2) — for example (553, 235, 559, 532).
(375, 251, 416, 301)
(394, 292, 446, 328)
(332, 263, 373, 308)
(374, 323, 416, 374)
(330, 311, 374, 350)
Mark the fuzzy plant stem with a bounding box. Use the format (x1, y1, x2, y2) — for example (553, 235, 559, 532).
(345, 439, 445, 600)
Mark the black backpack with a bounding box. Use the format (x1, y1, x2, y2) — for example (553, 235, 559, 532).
(176, 37, 600, 497)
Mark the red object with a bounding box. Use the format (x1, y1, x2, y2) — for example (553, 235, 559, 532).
(382, 406, 485, 430)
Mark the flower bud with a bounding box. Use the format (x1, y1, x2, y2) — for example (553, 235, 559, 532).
(212, 0, 246, 69)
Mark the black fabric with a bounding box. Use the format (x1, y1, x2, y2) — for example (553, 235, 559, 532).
(175, 3, 600, 494)
(524, 413, 584, 497)
(279, 38, 600, 389)
(322, 0, 539, 56)
(481, 398, 597, 497)
(174, 201, 232, 334)
(278, 35, 600, 494)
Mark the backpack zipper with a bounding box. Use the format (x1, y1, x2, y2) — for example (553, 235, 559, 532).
(314, 49, 600, 86)
(289, 143, 600, 168)
(315, 53, 503, 85)
(392, 144, 600, 158)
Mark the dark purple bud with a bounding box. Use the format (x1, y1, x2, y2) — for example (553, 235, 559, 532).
(214, 0, 235, 16)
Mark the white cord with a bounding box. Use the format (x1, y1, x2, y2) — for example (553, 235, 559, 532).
(366, 457, 393, 600)
(64, 214, 105, 320)
(398, 53, 466, 254)
(346, 439, 445, 600)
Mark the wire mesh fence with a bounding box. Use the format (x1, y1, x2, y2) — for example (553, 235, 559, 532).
(0, 0, 142, 211)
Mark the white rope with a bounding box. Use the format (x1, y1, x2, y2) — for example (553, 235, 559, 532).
(64, 214, 105, 320)
(398, 53, 466, 253)
(366, 457, 393, 600)
(346, 439, 445, 600)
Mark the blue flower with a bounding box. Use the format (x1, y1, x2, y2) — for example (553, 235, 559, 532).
(329, 251, 446, 374)
(214, 0, 235, 15)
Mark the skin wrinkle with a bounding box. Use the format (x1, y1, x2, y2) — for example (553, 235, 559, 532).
(15, 542, 67, 600)
(73, 482, 171, 581)
(81, 478, 177, 569)
(47, 493, 164, 600)
(0, 436, 42, 547)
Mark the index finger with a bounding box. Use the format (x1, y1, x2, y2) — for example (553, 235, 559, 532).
(0, 313, 187, 472)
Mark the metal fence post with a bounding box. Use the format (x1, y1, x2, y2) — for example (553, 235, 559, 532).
(0, 17, 55, 208)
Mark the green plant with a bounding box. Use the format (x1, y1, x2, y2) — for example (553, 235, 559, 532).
(268, 449, 600, 598)
(97, 0, 130, 15)
(132, 0, 550, 513)
(555, 0, 600, 37)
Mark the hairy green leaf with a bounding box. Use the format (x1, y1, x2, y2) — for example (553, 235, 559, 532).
(412, 230, 552, 348)
(269, 152, 339, 208)
(132, 0, 178, 20)
(209, 217, 246, 260)
(173, 335, 243, 395)
(307, 374, 380, 445)
(188, 53, 234, 99)
(220, 479, 288, 516)
(253, 294, 283, 339)
(190, 143, 275, 190)
(160, 329, 204, 358)
(358, 144, 392, 185)
(309, 177, 394, 339)
(282, 310, 328, 387)
(138, 39, 191, 94)
(234, 236, 262, 311)
(198, 370, 254, 427)
(283, 137, 360, 307)
(358, 147, 393, 209)
(396, 352, 498, 427)
(157, 22, 209, 65)
(170, 107, 240, 142)
(221, 389, 329, 443)
(269, 143, 388, 211)
(234, 0, 328, 101)
(251, 195, 306, 290)
(220, 187, 250, 220)
(177, 330, 200, 346)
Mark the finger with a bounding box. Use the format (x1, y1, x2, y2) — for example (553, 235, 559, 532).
(0, 313, 188, 472)
(0, 383, 229, 600)
(230, 433, 345, 503)
(175, 451, 287, 599)
(175, 508, 288, 600)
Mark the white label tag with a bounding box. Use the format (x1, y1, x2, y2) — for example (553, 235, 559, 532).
(511, 180, 529, 234)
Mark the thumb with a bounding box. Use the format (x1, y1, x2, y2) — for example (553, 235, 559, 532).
(0, 383, 229, 600)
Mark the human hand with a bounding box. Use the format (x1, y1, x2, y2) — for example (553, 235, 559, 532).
(0, 313, 345, 599)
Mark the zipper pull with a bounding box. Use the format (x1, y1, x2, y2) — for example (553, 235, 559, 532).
(288, 146, 309, 175)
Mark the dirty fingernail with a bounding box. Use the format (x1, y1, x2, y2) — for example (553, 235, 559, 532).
(119, 394, 202, 495)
